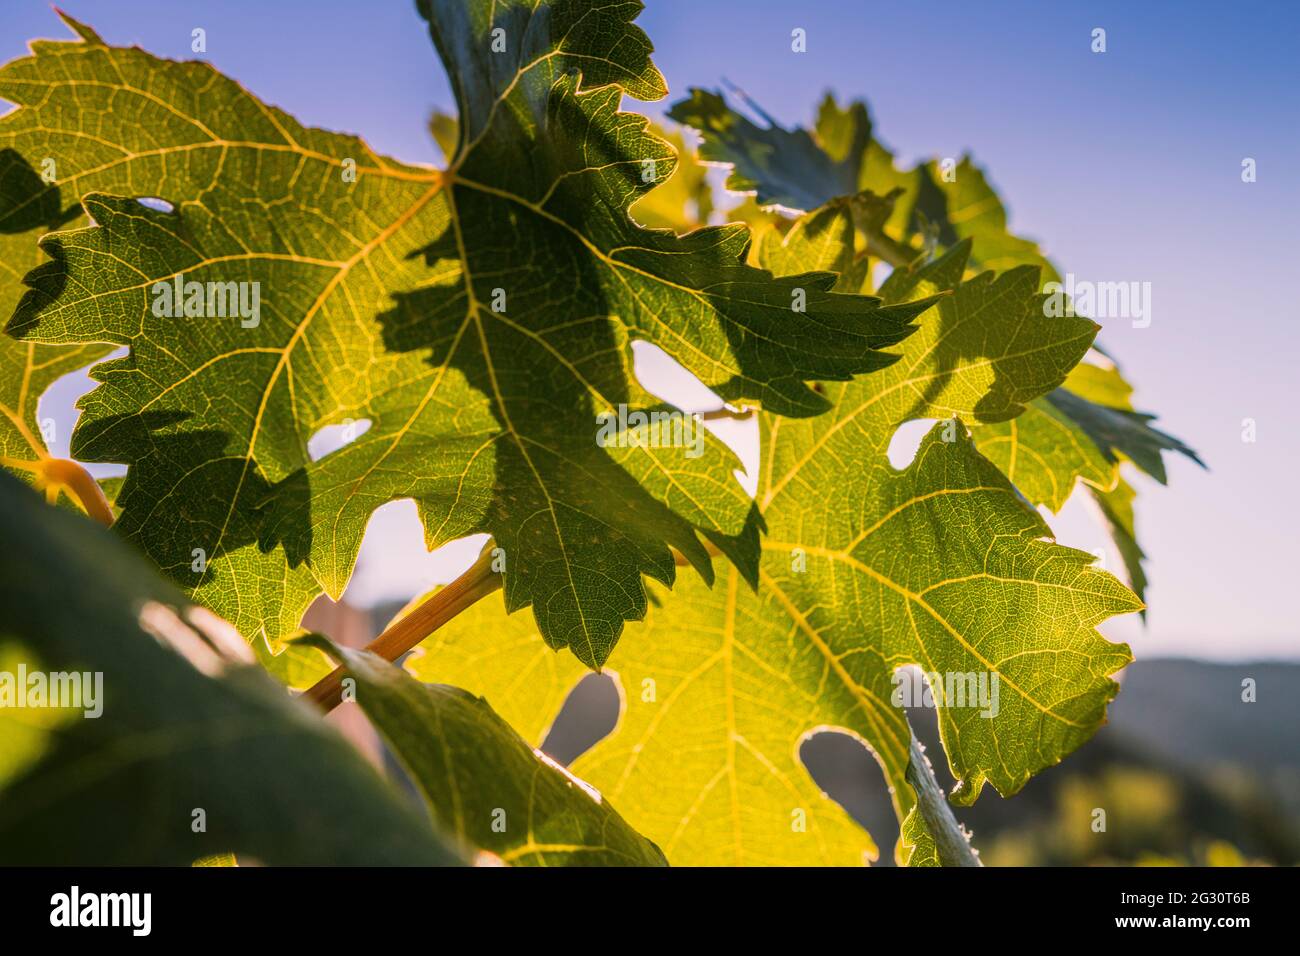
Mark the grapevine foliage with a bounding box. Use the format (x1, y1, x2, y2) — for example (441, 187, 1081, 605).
(0, 2, 1196, 866)
(2, 7, 928, 667)
(670, 88, 1202, 602)
(410, 241, 1142, 864)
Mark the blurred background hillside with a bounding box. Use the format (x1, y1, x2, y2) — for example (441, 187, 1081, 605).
(813, 660, 1300, 866)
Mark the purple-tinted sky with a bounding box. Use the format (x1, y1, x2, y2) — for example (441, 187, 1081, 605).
(6, 1, 1297, 659)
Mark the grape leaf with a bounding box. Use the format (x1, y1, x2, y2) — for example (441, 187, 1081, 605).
(253, 630, 335, 690)
(628, 124, 714, 233)
(0, 472, 460, 866)
(0, 115, 114, 501)
(911, 155, 1058, 281)
(428, 111, 460, 165)
(972, 360, 1202, 602)
(670, 88, 1058, 278)
(667, 88, 861, 212)
(898, 808, 941, 867)
(978, 385, 1196, 511)
(301, 635, 666, 866)
(2, 7, 929, 666)
(407, 231, 1139, 864)
(754, 200, 860, 291)
(667, 87, 1200, 603)
(1089, 473, 1146, 604)
(0, 337, 110, 487)
(1045, 378, 1199, 486)
(408, 574, 878, 865)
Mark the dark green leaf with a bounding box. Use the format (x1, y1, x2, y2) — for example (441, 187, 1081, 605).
(301, 634, 667, 866)
(0, 473, 460, 865)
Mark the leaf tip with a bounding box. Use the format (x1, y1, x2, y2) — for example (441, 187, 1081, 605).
(52, 7, 105, 45)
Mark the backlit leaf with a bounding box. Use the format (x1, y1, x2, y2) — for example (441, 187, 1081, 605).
(668, 86, 1200, 604)
(303, 635, 666, 866)
(0, 100, 114, 505)
(3, 6, 927, 665)
(972, 360, 1202, 601)
(670, 88, 1057, 278)
(408, 228, 1140, 864)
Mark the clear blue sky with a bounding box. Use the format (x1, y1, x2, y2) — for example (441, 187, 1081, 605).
(6, 1, 1297, 659)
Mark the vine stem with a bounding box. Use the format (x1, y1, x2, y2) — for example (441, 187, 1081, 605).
(904, 729, 981, 866)
(863, 229, 921, 270)
(2, 456, 114, 526)
(699, 406, 753, 422)
(302, 542, 502, 713)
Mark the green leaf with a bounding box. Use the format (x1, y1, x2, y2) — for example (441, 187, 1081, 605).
(301, 635, 667, 866)
(665, 86, 1200, 603)
(969, 391, 1113, 513)
(1090, 474, 1147, 607)
(867, 238, 1098, 423)
(669, 89, 1058, 278)
(252, 631, 335, 690)
(971, 360, 1202, 602)
(898, 805, 941, 867)
(0, 472, 460, 865)
(667, 88, 861, 211)
(0, 337, 110, 475)
(1043, 378, 1200, 486)
(3, 7, 927, 667)
(428, 111, 460, 165)
(408, 229, 1139, 864)
(813, 95, 920, 244)
(912, 155, 1059, 281)
(0, 97, 114, 491)
(409, 577, 878, 865)
(755, 200, 859, 290)
(628, 124, 714, 233)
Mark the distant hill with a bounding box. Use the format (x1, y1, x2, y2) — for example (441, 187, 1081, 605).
(1109, 659, 1300, 815)
(802, 659, 1300, 865)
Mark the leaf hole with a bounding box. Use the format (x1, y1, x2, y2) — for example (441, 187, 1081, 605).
(307, 418, 372, 462)
(885, 419, 938, 469)
(136, 197, 175, 213)
(631, 339, 726, 411)
(630, 340, 759, 495)
(35, 345, 127, 476)
(539, 672, 621, 766)
(798, 728, 896, 862)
